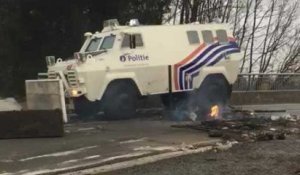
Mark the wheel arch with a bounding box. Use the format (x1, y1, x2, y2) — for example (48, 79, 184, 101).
(198, 73, 232, 100)
(193, 66, 235, 90)
(98, 73, 143, 101)
(199, 74, 230, 88)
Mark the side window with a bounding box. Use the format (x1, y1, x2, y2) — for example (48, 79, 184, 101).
(202, 30, 214, 44)
(216, 30, 228, 43)
(121, 33, 144, 49)
(100, 35, 116, 50)
(121, 34, 130, 48)
(134, 34, 144, 47)
(187, 31, 200, 44)
(85, 37, 102, 52)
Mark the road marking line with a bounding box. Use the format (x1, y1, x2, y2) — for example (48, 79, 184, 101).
(19, 146, 98, 162)
(119, 137, 147, 144)
(13, 140, 225, 175)
(133, 145, 178, 151)
(99, 151, 151, 163)
(77, 127, 95, 131)
(83, 155, 101, 160)
(62, 159, 80, 165)
(63, 146, 214, 175)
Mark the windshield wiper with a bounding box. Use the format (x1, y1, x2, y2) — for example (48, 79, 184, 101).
(99, 49, 107, 54)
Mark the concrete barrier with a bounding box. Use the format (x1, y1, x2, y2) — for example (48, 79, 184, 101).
(0, 110, 64, 139)
(230, 91, 300, 105)
(26, 79, 67, 122)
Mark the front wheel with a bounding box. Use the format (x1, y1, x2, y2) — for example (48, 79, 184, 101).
(103, 82, 138, 120)
(73, 96, 99, 118)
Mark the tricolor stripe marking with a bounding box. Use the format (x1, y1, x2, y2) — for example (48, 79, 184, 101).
(174, 37, 240, 91)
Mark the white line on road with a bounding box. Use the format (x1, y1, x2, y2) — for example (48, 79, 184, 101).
(77, 127, 95, 131)
(62, 142, 237, 175)
(61, 159, 80, 165)
(19, 146, 98, 162)
(119, 137, 147, 144)
(64, 146, 214, 175)
(133, 145, 178, 152)
(99, 151, 151, 163)
(83, 155, 101, 160)
(13, 140, 226, 175)
(19, 151, 152, 175)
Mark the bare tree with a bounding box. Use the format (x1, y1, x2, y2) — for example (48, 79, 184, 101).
(166, 0, 300, 73)
(279, 29, 300, 73)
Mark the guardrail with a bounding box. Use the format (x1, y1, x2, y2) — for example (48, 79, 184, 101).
(232, 73, 300, 92)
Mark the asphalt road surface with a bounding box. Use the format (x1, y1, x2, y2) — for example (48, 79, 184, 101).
(0, 105, 299, 175)
(0, 115, 219, 175)
(104, 136, 300, 175)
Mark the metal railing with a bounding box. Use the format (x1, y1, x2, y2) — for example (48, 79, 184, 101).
(232, 73, 300, 92)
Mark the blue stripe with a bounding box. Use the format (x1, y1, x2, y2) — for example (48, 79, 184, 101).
(208, 48, 240, 66)
(185, 43, 238, 75)
(181, 44, 236, 90)
(188, 48, 240, 89)
(177, 41, 239, 90)
(180, 43, 220, 71)
(178, 43, 220, 90)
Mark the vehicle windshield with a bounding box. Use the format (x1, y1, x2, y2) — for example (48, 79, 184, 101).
(85, 37, 102, 52)
(100, 35, 116, 50)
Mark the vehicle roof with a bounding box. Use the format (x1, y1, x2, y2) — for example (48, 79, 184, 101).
(100, 23, 231, 34)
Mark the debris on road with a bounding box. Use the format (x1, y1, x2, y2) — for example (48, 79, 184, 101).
(171, 110, 300, 143)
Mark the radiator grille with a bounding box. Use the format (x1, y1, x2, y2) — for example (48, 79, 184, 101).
(67, 71, 78, 87)
(48, 71, 58, 79)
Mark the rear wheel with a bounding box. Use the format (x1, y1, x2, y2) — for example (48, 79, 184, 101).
(161, 75, 231, 121)
(103, 81, 138, 120)
(193, 75, 231, 119)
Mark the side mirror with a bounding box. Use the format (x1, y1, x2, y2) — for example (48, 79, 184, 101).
(74, 52, 87, 63)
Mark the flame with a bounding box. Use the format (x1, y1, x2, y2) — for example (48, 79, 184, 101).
(209, 105, 219, 118)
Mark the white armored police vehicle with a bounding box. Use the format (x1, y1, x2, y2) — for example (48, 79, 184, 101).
(37, 19, 242, 120)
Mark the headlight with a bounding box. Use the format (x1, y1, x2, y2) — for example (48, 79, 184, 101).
(71, 89, 78, 96)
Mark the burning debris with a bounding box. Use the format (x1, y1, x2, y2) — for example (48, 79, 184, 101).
(208, 105, 220, 119)
(172, 107, 300, 143)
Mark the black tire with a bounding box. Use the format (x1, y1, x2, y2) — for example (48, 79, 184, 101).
(193, 76, 231, 118)
(73, 96, 99, 118)
(103, 81, 138, 120)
